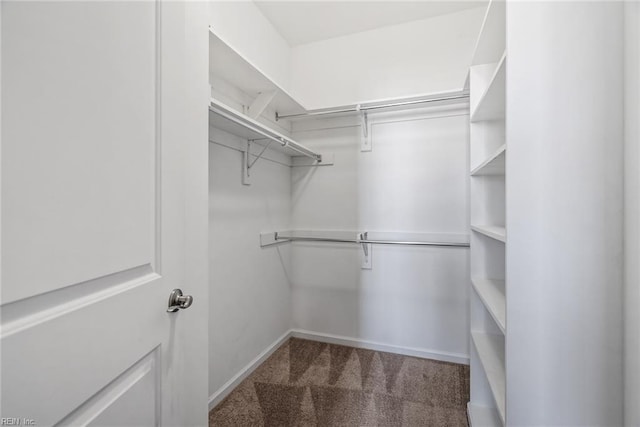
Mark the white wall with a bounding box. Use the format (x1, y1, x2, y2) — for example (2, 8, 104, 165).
(290, 7, 485, 109)
(625, 2, 640, 426)
(506, 2, 624, 424)
(208, 129, 292, 401)
(289, 106, 471, 362)
(208, 3, 484, 111)
(209, 1, 292, 92)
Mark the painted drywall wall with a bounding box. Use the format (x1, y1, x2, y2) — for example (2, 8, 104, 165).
(506, 2, 624, 424)
(289, 106, 471, 362)
(625, 2, 640, 426)
(209, 1, 292, 92)
(290, 7, 485, 109)
(208, 3, 484, 110)
(208, 128, 292, 401)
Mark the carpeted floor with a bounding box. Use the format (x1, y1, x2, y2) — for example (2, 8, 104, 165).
(209, 338, 470, 426)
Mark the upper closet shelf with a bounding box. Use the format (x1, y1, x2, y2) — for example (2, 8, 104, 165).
(209, 28, 306, 117)
(209, 98, 321, 161)
(471, 53, 506, 122)
(471, 0, 506, 66)
(276, 89, 470, 121)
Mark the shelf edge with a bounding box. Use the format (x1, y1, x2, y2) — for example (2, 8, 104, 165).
(471, 225, 506, 243)
(472, 278, 506, 333)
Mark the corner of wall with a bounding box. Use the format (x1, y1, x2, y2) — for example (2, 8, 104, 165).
(624, 2, 640, 426)
(208, 0, 293, 92)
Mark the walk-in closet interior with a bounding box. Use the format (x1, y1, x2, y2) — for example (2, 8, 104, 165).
(3, 0, 640, 425)
(206, 1, 639, 426)
(1, 0, 639, 425)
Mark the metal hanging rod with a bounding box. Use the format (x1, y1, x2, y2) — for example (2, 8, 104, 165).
(209, 99, 322, 162)
(274, 232, 470, 248)
(276, 91, 470, 121)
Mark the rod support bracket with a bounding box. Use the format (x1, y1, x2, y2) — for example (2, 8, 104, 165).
(359, 231, 372, 269)
(359, 232, 369, 257)
(360, 111, 371, 152)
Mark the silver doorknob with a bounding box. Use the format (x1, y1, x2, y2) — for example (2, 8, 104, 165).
(167, 289, 193, 312)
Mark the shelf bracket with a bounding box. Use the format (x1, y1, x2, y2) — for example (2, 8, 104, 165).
(359, 232, 372, 269)
(242, 139, 273, 185)
(248, 91, 276, 120)
(360, 110, 371, 152)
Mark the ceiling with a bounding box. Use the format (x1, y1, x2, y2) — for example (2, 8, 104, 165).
(253, 1, 487, 46)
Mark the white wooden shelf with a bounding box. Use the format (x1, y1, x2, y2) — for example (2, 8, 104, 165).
(471, 144, 506, 176)
(209, 28, 305, 116)
(471, 0, 506, 66)
(471, 225, 506, 243)
(209, 98, 320, 160)
(471, 332, 506, 424)
(467, 403, 502, 427)
(469, 0, 507, 422)
(471, 53, 506, 122)
(472, 278, 506, 333)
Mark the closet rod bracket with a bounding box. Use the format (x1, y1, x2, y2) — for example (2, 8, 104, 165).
(243, 139, 279, 185)
(360, 111, 371, 152)
(359, 232, 372, 269)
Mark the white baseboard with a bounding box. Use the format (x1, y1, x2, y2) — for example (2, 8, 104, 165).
(209, 328, 469, 412)
(290, 329, 469, 365)
(208, 330, 292, 411)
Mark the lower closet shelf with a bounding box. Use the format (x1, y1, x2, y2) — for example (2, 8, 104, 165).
(467, 403, 502, 427)
(471, 331, 506, 424)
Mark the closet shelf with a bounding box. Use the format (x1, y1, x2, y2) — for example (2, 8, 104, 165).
(471, 225, 506, 243)
(209, 98, 321, 161)
(472, 332, 506, 424)
(471, 0, 506, 66)
(467, 403, 503, 427)
(471, 144, 506, 176)
(471, 52, 506, 122)
(276, 89, 470, 121)
(209, 28, 305, 116)
(472, 278, 506, 333)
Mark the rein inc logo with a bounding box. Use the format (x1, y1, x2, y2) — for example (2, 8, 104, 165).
(0, 419, 35, 426)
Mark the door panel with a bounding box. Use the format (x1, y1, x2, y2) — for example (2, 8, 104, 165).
(58, 349, 160, 427)
(2, 277, 163, 425)
(2, 1, 157, 304)
(1, 1, 208, 425)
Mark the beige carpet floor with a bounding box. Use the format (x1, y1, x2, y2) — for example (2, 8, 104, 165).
(209, 338, 470, 426)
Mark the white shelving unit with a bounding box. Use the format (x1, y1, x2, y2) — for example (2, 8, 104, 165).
(209, 28, 305, 117)
(208, 28, 326, 186)
(468, 1, 506, 426)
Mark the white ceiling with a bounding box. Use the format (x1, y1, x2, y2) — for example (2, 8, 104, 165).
(253, 1, 487, 46)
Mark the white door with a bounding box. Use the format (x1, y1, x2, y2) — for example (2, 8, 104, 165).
(1, 1, 208, 426)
